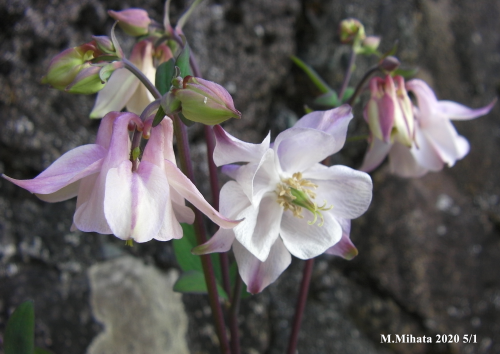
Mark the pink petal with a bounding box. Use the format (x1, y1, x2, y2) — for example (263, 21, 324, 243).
(192, 228, 236, 255)
(280, 210, 342, 259)
(359, 137, 392, 172)
(105, 161, 170, 242)
(437, 98, 496, 121)
(306, 165, 373, 219)
(164, 160, 240, 229)
(213, 125, 270, 165)
(405, 79, 439, 125)
(233, 238, 291, 294)
(36, 181, 80, 202)
(418, 118, 462, 168)
(95, 112, 121, 148)
(324, 219, 358, 260)
(2, 145, 105, 195)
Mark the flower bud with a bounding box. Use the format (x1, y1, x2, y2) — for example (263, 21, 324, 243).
(108, 9, 151, 37)
(364, 75, 414, 147)
(65, 65, 106, 94)
(361, 36, 381, 52)
(41, 42, 98, 90)
(339, 18, 366, 44)
(173, 76, 241, 125)
(379, 56, 401, 72)
(92, 35, 115, 54)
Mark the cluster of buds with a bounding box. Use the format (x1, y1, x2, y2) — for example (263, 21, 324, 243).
(42, 38, 122, 94)
(339, 18, 381, 55)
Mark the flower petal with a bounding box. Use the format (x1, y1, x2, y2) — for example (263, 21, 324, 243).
(105, 161, 170, 242)
(359, 137, 392, 172)
(405, 79, 439, 125)
(389, 142, 429, 177)
(89, 68, 140, 118)
(192, 228, 236, 255)
(437, 98, 496, 121)
(233, 192, 283, 262)
(2, 145, 105, 195)
(294, 105, 353, 148)
(274, 127, 339, 173)
(164, 160, 240, 229)
(324, 219, 358, 260)
(233, 238, 291, 294)
(306, 165, 373, 219)
(213, 124, 271, 165)
(280, 210, 342, 259)
(36, 181, 80, 202)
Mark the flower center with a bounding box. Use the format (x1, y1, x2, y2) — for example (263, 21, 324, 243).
(275, 172, 332, 226)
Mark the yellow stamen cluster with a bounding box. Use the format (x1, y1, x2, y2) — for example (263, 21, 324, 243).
(275, 172, 332, 226)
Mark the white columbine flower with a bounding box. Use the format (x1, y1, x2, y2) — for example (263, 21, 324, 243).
(194, 105, 373, 293)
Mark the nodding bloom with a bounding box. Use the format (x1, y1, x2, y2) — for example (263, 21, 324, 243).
(2, 112, 239, 242)
(194, 105, 373, 293)
(90, 40, 173, 118)
(361, 78, 496, 177)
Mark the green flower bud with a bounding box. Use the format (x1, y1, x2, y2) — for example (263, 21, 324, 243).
(108, 9, 151, 37)
(339, 18, 366, 45)
(174, 76, 241, 125)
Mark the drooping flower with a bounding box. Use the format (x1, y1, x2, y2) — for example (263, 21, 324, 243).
(90, 40, 173, 118)
(2, 112, 238, 242)
(108, 8, 152, 37)
(194, 106, 373, 293)
(361, 78, 496, 177)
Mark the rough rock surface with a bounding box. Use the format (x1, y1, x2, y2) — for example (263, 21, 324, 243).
(1, 0, 499, 354)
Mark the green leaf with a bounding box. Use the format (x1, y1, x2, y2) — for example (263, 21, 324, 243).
(34, 348, 54, 354)
(152, 105, 166, 127)
(340, 87, 355, 103)
(314, 91, 339, 107)
(174, 270, 228, 300)
(4, 300, 35, 354)
(175, 43, 193, 78)
(393, 67, 419, 79)
(291, 55, 333, 94)
(155, 58, 176, 95)
(173, 223, 202, 272)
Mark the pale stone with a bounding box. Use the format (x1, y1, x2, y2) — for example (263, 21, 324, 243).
(86, 256, 189, 354)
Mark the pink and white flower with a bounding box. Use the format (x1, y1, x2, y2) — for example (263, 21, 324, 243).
(361, 78, 496, 177)
(194, 106, 373, 293)
(3, 112, 238, 242)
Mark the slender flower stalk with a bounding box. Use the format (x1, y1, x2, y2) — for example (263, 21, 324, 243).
(338, 49, 357, 102)
(287, 259, 315, 354)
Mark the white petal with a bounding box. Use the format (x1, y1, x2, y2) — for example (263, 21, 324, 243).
(213, 125, 271, 165)
(389, 142, 429, 177)
(437, 99, 496, 121)
(422, 118, 466, 167)
(36, 181, 80, 202)
(280, 210, 342, 259)
(192, 228, 236, 255)
(274, 128, 339, 173)
(89, 68, 140, 118)
(324, 219, 358, 260)
(233, 193, 283, 262)
(306, 165, 373, 219)
(359, 137, 392, 172)
(233, 238, 291, 294)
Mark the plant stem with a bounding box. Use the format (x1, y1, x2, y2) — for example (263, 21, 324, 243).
(338, 49, 357, 102)
(286, 259, 314, 354)
(347, 65, 379, 106)
(172, 113, 231, 354)
(229, 274, 243, 354)
(123, 58, 161, 99)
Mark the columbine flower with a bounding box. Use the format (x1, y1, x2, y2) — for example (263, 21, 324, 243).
(90, 40, 173, 118)
(2, 112, 238, 242)
(108, 8, 152, 37)
(194, 106, 373, 293)
(361, 78, 496, 177)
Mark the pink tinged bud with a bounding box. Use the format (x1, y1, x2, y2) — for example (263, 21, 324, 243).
(108, 9, 151, 37)
(362, 36, 381, 51)
(174, 76, 242, 125)
(339, 18, 366, 44)
(92, 36, 115, 54)
(379, 56, 401, 72)
(41, 44, 96, 90)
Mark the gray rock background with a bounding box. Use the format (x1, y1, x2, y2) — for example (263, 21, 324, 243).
(1, 0, 499, 353)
